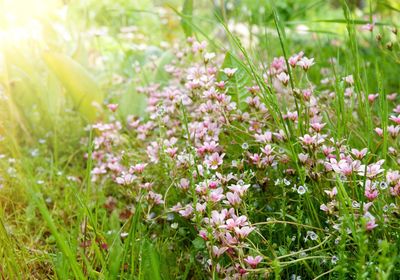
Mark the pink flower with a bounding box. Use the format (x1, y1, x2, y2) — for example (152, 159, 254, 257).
(366, 220, 378, 231)
(212, 246, 228, 258)
(288, 52, 304, 67)
(210, 210, 227, 226)
(199, 229, 208, 240)
(107, 103, 119, 112)
(234, 226, 254, 239)
(277, 72, 290, 86)
(364, 212, 378, 231)
(365, 186, 379, 201)
(225, 192, 242, 206)
(129, 163, 147, 174)
(285, 111, 298, 121)
(223, 232, 238, 245)
(215, 81, 225, 89)
(389, 115, 400, 125)
(222, 68, 237, 77)
(351, 148, 367, 159)
(196, 202, 206, 212)
(343, 75, 354, 85)
(374, 127, 383, 137)
(192, 40, 207, 53)
(165, 147, 178, 157)
(358, 160, 385, 178)
(361, 23, 374, 32)
(178, 204, 193, 218)
(271, 56, 286, 73)
(388, 125, 400, 138)
(205, 152, 225, 170)
(179, 178, 190, 190)
(298, 153, 309, 163)
(254, 131, 272, 143)
(324, 187, 337, 198)
(310, 122, 326, 132)
(147, 191, 164, 205)
(261, 144, 274, 156)
(209, 187, 225, 202)
(297, 57, 315, 71)
(368, 94, 379, 103)
(302, 88, 312, 101)
(299, 134, 317, 146)
(228, 183, 250, 196)
(115, 173, 136, 185)
(244, 255, 263, 268)
(328, 158, 361, 176)
(320, 204, 329, 212)
(249, 153, 261, 165)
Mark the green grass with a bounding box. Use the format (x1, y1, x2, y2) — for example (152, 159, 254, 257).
(0, 0, 400, 279)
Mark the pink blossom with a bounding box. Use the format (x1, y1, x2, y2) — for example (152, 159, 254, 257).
(261, 144, 274, 156)
(209, 187, 225, 202)
(343, 75, 354, 85)
(298, 153, 309, 163)
(328, 158, 361, 176)
(225, 192, 242, 206)
(234, 226, 254, 239)
(388, 125, 400, 138)
(244, 255, 263, 268)
(365, 185, 379, 201)
(222, 68, 237, 77)
(178, 204, 194, 218)
(299, 134, 317, 146)
(165, 147, 178, 157)
(107, 103, 119, 112)
(129, 163, 147, 174)
(228, 183, 250, 196)
(205, 152, 225, 170)
(324, 187, 337, 198)
(364, 212, 378, 231)
(288, 52, 304, 67)
(277, 72, 290, 86)
(199, 229, 208, 240)
(358, 160, 385, 178)
(389, 115, 400, 125)
(196, 202, 207, 213)
(297, 57, 315, 71)
(254, 131, 273, 143)
(210, 210, 227, 226)
(361, 23, 374, 32)
(192, 40, 207, 53)
(179, 178, 190, 190)
(351, 148, 367, 159)
(368, 94, 379, 103)
(212, 246, 228, 258)
(374, 127, 383, 137)
(115, 173, 136, 185)
(147, 191, 164, 205)
(310, 122, 326, 132)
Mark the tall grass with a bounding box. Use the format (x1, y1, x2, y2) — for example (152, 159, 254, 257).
(0, 0, 399, 279)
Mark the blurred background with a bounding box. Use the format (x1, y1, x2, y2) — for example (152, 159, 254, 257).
(0, 0, 399, 278)
(0, 0, 399, 157)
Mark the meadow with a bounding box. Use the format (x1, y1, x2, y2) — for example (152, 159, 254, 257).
(0, 0, 400, 279)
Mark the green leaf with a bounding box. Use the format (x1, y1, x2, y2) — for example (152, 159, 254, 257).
(192, 236, 205, 250)
(181, 0, 193, 37)
(220, 51, 251, 110)
(141, 239, 162, 280)
(42, 52, 104, 122)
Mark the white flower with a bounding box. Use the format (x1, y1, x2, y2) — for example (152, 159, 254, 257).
(297, 185, 307, 195)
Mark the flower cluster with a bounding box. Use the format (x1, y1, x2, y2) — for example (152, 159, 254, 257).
(89, 37, 400, 278)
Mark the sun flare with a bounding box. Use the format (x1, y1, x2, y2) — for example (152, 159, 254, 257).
(0, 0, 63, 43)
